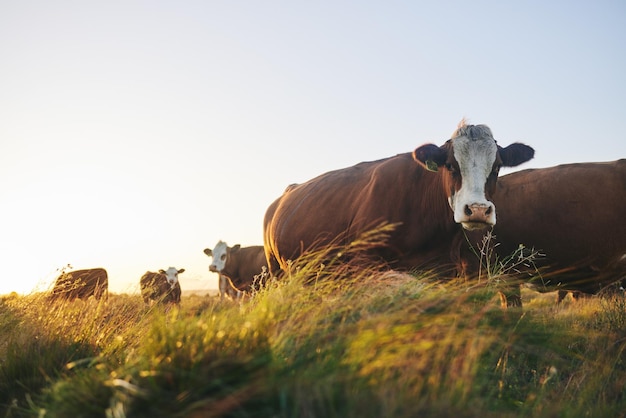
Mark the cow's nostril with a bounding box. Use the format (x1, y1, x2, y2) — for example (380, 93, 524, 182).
(464, 205, 473, 216)
(486, 206, 492, 215)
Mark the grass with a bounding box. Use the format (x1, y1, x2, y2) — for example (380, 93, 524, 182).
(1, 232, 625, 417)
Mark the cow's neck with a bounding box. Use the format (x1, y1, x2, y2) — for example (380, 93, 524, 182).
(221, 256, 240, 282)
(392, 166, 461, 269)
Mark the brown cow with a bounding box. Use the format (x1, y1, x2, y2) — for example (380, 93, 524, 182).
(462, 159, 626, 306)
(263, 120, 535, 276)
(50, 268, 108, 301)
(140, 267, 185, 306)
(203, 241, 267, 300)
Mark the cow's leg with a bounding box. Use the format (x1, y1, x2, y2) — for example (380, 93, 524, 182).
(572, 291, 593, 301)
(266, 249, 282, 278)
(218, 274, 227, 301)
(225, 283, 240, 300)
(559, 290, 590, 303)
(499, 285, 522, 308)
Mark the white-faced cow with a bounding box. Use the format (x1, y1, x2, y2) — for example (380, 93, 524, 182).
(203, 241, 267, 300)
(264, 119, 535, 276)
(461, 159, 626, 306)
(50, 267, 108, 301)
(140, 267, 185, 306)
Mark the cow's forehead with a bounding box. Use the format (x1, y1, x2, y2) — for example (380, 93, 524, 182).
(163, 267, 180, 276)
(212, 241, 228, 257)
(452, 135, 497, 166)
(450, 123, 498, 171)
(450, 121, 494, 142)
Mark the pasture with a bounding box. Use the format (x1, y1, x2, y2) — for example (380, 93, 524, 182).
(1, 235, 625, 417)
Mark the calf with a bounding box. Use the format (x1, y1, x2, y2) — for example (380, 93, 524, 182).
(140, 267, 185, 306)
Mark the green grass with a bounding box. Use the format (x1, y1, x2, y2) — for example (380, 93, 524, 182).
(1, 237, 625, 417)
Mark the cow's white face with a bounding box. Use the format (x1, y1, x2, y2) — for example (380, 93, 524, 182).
(160, 267, 185, 288)
(449, 134, 498, 229)
(205, 241, 228, 272)
(413, 120, 535, 231)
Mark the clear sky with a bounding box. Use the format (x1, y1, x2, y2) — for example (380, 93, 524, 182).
(1, 1, 625, 295)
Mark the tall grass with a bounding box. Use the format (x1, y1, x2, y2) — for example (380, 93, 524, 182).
(1, 229, 625, 417)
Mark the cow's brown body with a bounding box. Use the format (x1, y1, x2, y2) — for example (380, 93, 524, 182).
(264, 153, 460, 274)
(264, 122, 534, 276)
(204, 243, 267, 293)
(50, 268, 108, 301)
(464, 160, 626, 304)
(140, 271, 182, 305)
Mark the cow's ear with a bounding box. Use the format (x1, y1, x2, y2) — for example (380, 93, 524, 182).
(499, 143, 535, 167)
(203, 248, 212, 257)
(413, 143, 447, 172)
(178, 268, 185, 274)
(158, 269, 165, 274)
(231, 244, 241, 252)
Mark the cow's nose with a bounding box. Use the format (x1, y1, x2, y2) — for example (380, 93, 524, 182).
(464, 203, 493, 221)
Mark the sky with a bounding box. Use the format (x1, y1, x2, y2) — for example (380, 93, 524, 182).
(1, 1, 625, 295)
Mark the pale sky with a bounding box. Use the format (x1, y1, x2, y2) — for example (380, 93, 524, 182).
(1, 1, 625, 295)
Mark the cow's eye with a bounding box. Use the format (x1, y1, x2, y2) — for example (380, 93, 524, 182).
(445, 163, 459, 175)
(220, 254, 226, 261)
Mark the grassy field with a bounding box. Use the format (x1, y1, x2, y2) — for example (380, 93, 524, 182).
(1, 238, 625, 417)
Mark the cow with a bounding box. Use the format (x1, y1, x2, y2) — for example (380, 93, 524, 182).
(461, 159, 626, 306)
(263, 119, 535, 277)
(203, 241, 267, 300)
(50, 267, 108, 301)
(140, 267, 185, 306)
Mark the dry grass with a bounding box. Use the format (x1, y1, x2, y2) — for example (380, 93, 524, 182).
(1, 226, 625, 417)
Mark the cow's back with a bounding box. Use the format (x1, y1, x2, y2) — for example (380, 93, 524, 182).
(51, 268, 108, 300)
(140, 272, 165, 304)
(470, 160, 626, 292)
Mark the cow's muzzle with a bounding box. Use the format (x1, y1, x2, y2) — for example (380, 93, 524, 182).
(460, 203, 495, 230)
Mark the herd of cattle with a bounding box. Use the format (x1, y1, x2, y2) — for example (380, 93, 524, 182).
(50, 120, 626, 307)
